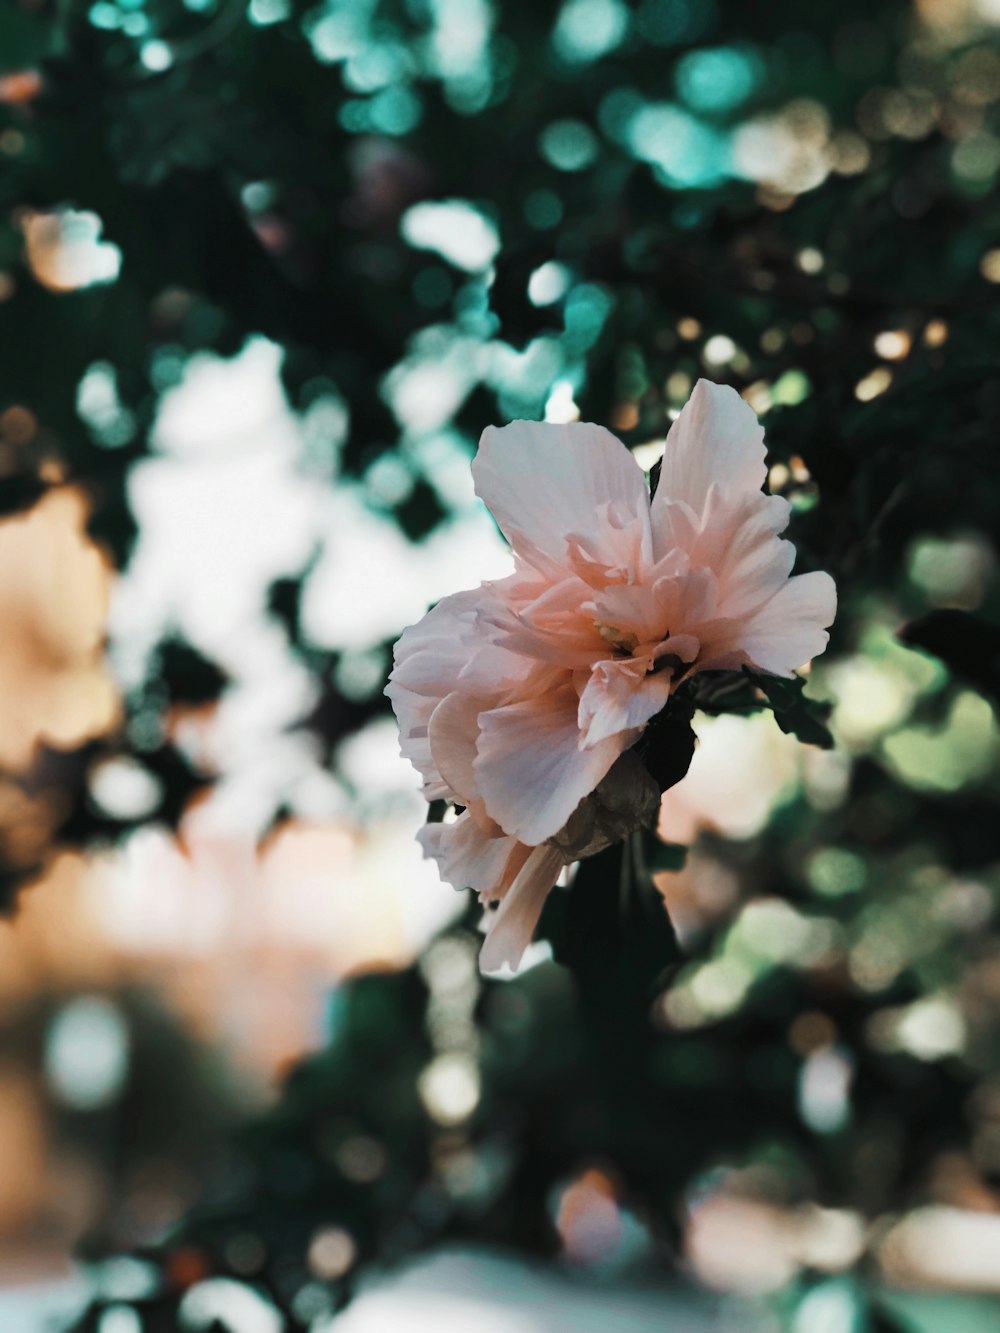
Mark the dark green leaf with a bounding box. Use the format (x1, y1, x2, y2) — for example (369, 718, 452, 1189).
(637, 699, 697, 793)
(641, 832, 687, 873)
(0, 7, 60, 71)
(394, 478, 447, 542)
(866, 1303, 919, 1333)
(688, 671, 770, 716)
(744, 667, 834, 749)
(0, 475, 49, 519)
(268, 576, 303, 641)
(647, 458, 662, 500)
(547, 834, 682, 1002)
(156, 638, 229, 706)
(899, 609, 1000, 706)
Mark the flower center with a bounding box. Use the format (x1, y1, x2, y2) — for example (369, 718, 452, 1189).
(594, 621, 639, 656)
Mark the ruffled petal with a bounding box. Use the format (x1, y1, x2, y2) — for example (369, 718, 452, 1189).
(387, 585, 537, 795)
(652, 380, 766, 527)
(479, 845, 564, 973)
(428, 690, 482, 803)
(387, 586, 481, 700)
(564, 499, 653, 587)
(418, 809, 525, 895)
(388, 685, 452, 800)
(738, 571, 837, 677)
(458, 637, 549, 696)
(713, 506, 794, 622)
(472, 420, 652, 578)
(474, 681, 634, 844)
(590, 582, 665, 646)
(386, 589, 482, 798)
(477, 578, 605, 669)
(577, 658, 674, 749)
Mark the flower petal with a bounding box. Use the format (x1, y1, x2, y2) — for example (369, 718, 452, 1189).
(710, 496, 794, 621)
(474, 681, 634, 844)
(387, 587, 481, 699)
(479, 844, 563, 973)
(477, 576, 605, 668)
(428, 690, 482, 803)
(386, 588, 483, 798)
(577, 658, 674, 749)
(472, 420, 652, 578)
(418, 809, 526, 895)
(590, 582, 665, 645)
(385, 685, 451, 800)
(675, 486, 794, 622)
(653, 380, 766, 527)
(738, 570, 837, 676)
(388, 585, 539, 796)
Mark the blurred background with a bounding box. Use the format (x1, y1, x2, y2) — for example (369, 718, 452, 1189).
(1, 0, 1000, 1328)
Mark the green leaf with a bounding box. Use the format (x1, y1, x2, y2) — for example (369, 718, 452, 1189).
(0, 7, 59, 71)
(0, 475, 49, 519)
(899, 609, 1000, 706)
(544, 833, 682, 1002)
(636, 698, 697, 793)
(866, 1302, 919, 1333)
(647, 458, 662, 500)
(641, 833, 687, 873)
(688, 671, 770, 717)
(157, 637, 228, 706)
(744, 667, 834, 749)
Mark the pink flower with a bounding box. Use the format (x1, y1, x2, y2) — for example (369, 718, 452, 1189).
(387, 379, 836, 972)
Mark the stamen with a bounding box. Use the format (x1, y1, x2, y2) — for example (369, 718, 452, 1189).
(595, 621, 639, 655)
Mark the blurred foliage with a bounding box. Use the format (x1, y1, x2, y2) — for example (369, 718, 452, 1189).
(14, 985, 247, 1249)
(0, 0, 997, 1326)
